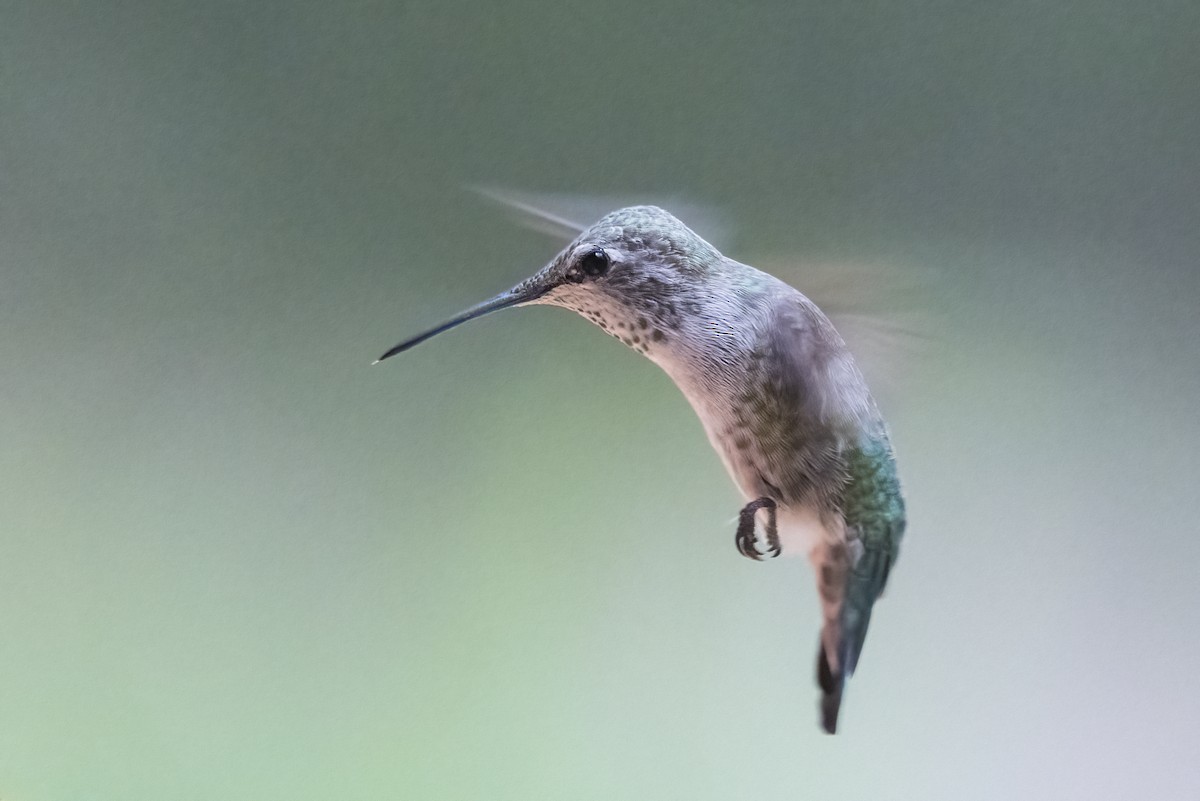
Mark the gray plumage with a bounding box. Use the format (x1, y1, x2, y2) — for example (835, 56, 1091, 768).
(377, 205, 906, 733)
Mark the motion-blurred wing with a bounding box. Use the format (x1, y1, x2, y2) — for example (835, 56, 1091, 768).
(758, 259, 939, 409)
(472, 185, 732, 252)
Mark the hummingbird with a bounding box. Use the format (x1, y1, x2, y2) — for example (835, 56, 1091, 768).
(376, 206, 906, 734)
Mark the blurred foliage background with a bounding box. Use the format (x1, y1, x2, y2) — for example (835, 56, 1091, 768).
(1, 1, 1198, 799)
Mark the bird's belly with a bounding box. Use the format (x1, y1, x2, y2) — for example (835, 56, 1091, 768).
(695, 410, 835, 558)
(773, 504, 833, 557)
(673, 372, 842, 558)
(705, 424, 840, 556)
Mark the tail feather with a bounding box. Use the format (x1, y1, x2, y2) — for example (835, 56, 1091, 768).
(813, 538, 896, 734)
(816, 641, 844, 734)
(811, 432, 905, 732)
(841, 545, 891, 676)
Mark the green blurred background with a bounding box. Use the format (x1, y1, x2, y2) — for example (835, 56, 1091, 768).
(2, 1, 1198, 798)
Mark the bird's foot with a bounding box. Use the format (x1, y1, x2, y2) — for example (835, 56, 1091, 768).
(735, 497, 780, 560)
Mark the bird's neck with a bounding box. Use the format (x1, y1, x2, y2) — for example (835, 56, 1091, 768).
(643, 278, 772, 411)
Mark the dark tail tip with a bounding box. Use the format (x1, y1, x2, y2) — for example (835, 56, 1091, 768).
(821, 692, 842, 734)
(817, 642, 843, 735)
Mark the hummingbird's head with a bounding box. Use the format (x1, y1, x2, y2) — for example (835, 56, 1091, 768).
(375, 206, 726, 364)
(525, 206, 725, 355)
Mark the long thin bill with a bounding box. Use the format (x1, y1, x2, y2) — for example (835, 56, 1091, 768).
(373, 283, 545, 364)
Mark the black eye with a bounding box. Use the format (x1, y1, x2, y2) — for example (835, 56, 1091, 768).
(579, 248, 610, 277)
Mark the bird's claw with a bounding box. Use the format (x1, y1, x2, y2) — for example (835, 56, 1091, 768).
(735, 497, 780, 560)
